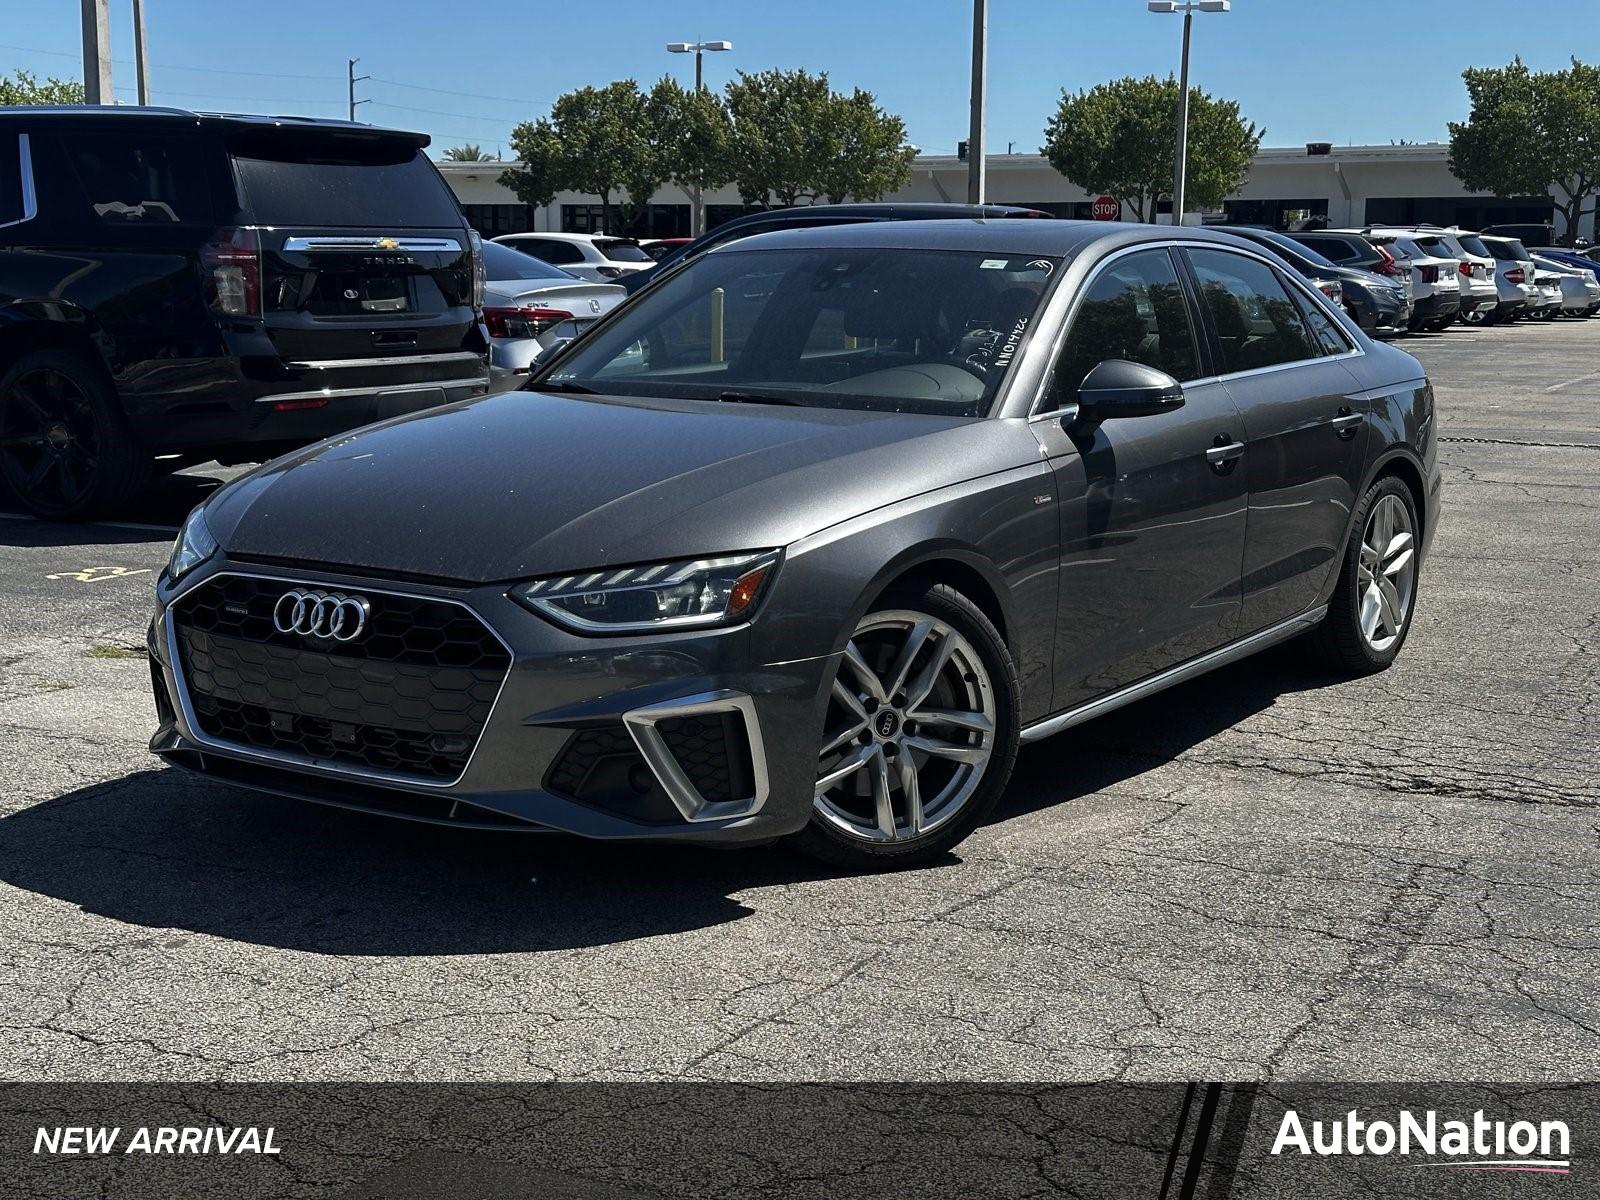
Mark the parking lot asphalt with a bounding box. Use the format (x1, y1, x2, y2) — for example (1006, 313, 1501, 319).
(0, 317, 1596, 1083)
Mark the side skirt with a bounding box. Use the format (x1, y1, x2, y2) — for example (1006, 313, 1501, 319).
(1019, 606, 1327, 743)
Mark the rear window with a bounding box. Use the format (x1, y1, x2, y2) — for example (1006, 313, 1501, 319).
(482, 240, 576, 281)
(1414, 237, 1454, 259)
(229, 133, 461, 228)
(1456, 235, 1491, 257)
(1258, 230, 1337, 268)
(1297, 235, 1358, 263)
(1483, 239, 1527, 261)
(593, 238, 652, 263)
(60, 132, 219, 225)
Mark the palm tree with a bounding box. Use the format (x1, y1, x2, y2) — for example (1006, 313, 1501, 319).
(443, 144, 490, 162)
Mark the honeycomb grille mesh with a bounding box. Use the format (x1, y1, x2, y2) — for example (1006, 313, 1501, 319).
(172, 576, 509, 782)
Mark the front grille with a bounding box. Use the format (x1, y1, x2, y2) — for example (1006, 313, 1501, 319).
(171, 575, 510, 783)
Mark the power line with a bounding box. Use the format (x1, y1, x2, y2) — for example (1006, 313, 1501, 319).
(368, 77, 534, 106)
(0, 40, 339, 80)
(366, 98, 522, 124)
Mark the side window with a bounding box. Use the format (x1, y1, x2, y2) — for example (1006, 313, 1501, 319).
(0, 135, 23, 225)
(59, 134, 212, 224)
(1283, 269, 1352, 355)
(1187, 248, 1321, 374)
(538, 240, 585, 265)
(1047, 248, 1200, 410)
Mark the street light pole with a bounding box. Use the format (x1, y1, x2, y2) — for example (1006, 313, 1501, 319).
(967, 0, 987, 204)
(667, 40, 733, 237)
(1148, 0, 1229, 226)
(79, 0, 112, 105)
(132, 0, 150, 105)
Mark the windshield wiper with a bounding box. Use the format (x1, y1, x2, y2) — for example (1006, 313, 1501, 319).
(716, 389, 801, 407)
(533, 379, 596, 394)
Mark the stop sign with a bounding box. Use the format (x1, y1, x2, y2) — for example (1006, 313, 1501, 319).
(1092, 195, 1119, 221)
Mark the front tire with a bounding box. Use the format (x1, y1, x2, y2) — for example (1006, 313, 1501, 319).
(1311, 476, 1420, 675)
(0, 349, 148, 520)
(792, 582, 1020, 869)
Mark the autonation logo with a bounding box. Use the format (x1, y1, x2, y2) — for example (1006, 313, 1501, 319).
(1272, 1108, 1572, 1175)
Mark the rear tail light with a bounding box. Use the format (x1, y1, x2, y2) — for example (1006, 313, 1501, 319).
(1506, 268, 1525, 285)
(481, 306, 574, 339)
(1373, 246, 1398, 275)
(1317, 280, 1343, 303)
(1420, 263, 1439, 284)
(1458, 261, 1472, 277)
(468, 230, 487, 310)
(595, 265, 625, 278)
(201, 227, 262, 318)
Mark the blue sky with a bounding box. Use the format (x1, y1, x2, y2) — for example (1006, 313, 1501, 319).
(5, 0, 1593, 158)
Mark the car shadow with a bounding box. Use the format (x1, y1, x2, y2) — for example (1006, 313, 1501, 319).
(0, 463, 239, 541)
(0, 644, 1337, 957)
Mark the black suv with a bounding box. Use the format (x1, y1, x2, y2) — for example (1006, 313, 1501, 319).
(0, 107, 489, 518)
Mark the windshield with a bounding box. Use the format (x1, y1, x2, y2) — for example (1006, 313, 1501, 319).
(539, 246, 1061, 417)
(482, 240, 577, 282)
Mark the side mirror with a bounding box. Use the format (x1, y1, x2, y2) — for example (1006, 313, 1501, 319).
(1075, 359, 1186, 421)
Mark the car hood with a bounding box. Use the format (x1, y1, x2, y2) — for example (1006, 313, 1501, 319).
(204, 390, 1026, 582)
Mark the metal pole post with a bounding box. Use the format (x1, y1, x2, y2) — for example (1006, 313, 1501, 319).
(967, 0, 987, 204)
(132, 0, 150, 105)
(1171, 8, 1193, 226)
(692, 49, 704, 238)
(80, 0, 112, 105)
(348, 59, 357, 121)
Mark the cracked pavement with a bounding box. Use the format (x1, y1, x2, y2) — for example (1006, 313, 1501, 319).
(0, 318, 1595, 1083)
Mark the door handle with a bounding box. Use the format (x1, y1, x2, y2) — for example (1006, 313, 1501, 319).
(1205, 439, 1246, 469)
(1332, 407, 1363, 439)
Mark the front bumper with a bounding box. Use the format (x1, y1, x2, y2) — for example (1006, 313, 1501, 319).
(147, 561, 830, 843)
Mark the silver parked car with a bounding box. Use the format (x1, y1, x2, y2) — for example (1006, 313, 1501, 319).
(480, 241, 626, 385)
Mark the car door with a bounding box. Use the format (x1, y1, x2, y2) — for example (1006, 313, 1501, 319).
(1182, 246, 1369, 635)
(1028, 246, 1248, 712)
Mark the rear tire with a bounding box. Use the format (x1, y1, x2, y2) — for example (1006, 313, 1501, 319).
(1311, 476, 1420, 676)
(0, 349, 149, 520)
(791, 581, 1020, 869)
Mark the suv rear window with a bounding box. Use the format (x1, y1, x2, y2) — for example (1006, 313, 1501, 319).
(0, 134, 22, 225)
(1414, 237, 1454, 259)
(1456, 235, 1491, 257)
(593, 238, 652, 263)
(1298, 235, 1358, 262)
(60, 133, 218, 225)
(229, 132, 460, 228)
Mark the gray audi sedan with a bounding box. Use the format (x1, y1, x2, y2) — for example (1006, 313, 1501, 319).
(149, 220, 1440, 868)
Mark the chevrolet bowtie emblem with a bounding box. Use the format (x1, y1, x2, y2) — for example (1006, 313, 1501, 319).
(376, 237, 399, 251)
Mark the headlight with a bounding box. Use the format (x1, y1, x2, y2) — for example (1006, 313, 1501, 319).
(166, 507, 218, 582)
(510, 551, 779, 633)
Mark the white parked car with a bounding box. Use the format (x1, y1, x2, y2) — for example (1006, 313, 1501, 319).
(1530, 268, 1566, 319)
(1531, 254, 1600, 315)
(1478, 235, 1540, 322)
(492, 232, 656, 281)
(1422, 229, 1499, 322)
(1347, 230, 1462, 331)
(479, 241, 627, 385)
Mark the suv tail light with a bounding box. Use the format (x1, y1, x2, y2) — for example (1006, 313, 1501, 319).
(481, 306, 574, 339)
(468, 230, 487, 310)
(1373, 246, 1398, 275)
(1458, 261, 1472, 277)
(1420, 263, 1439, 284)
(1506, 267, 1525, 285)
(1316, 280, 1343, 304)
(201, 227, 262, 318)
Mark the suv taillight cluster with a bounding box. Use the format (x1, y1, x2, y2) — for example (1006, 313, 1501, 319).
(469, 230, 487, 310)
(201, 228, 263, 318)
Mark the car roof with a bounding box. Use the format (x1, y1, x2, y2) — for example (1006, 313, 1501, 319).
(503, 232, 635, 244)
(706, 217, 1307, 259)
(0, 104, 429, 146)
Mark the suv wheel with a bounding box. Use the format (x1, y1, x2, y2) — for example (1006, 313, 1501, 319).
(1312, 476, 1420, 675)
(0, 350, 148, 519)
(792, 582, 1020, 869)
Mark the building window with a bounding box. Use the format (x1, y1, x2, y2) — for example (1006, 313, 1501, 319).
(1363, 196, 1554, 229)
(462, 204, 535, 236)
(1222, 198, 1329, 230)
(561, 203, 690, 238)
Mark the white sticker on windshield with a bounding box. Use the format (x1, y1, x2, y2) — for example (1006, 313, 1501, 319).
(979, 259, 1009, 270)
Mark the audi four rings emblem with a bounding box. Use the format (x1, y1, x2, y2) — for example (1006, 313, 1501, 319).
(272, 589, 371, 642)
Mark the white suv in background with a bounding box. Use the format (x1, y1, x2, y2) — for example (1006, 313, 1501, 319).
(493, 232, 656, 281)
(1339, 229, 1462, 331)
(1423, 229, 1500, 322)
(1478, 235, 1541, 323)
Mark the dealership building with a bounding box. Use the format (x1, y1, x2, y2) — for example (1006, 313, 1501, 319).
(440, 141, 1582, 241)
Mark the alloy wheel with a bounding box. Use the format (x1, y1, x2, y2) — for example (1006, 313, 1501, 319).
(1356, 494, 1416, 652)
(813, 610, 996, 844)
(0, 368, 100, 512)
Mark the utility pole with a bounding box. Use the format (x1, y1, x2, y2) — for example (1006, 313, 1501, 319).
(967, 0, 987, 204)
(347, 58, 370, 122)
(1171, 8, 1192, 226)
(132, 0, 150, 105)
(80, 0, 112, 105)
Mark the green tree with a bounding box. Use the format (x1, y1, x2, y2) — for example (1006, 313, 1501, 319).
(1449, 57, 1600, 246)
(443, 143, 489, 161)
(0, 69, 85, 106)
(1041, 75, 1262, 222)
(501, 80, 663, 234)
(725, 68, 913, 207)
(647, 76, 734, 204)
